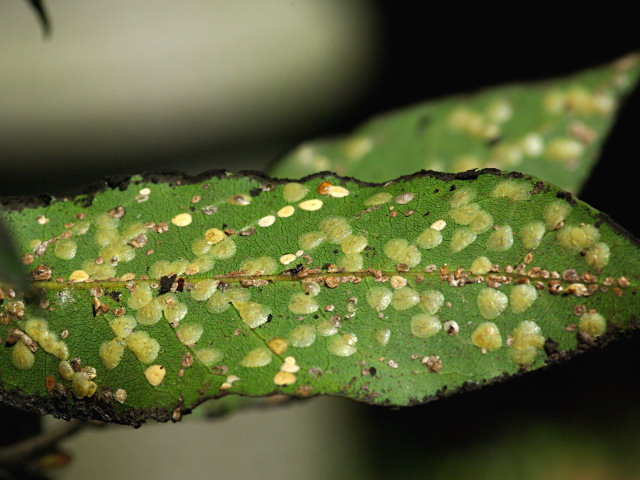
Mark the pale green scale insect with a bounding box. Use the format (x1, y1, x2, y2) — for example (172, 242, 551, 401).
(301, 280, 321, 296)
(469, 211, 493, 234)
(316, 320, 338, 337)
(477, 288, 508, 319)
(341, 234, 367, 254)
(391, 287, 420, 310)
(136, 299, 163, 326)
(81, 260, 116, 280)
(207, 292, 230, 313)
(470, 256, 492, 275)
(450, 228, 476, 253)
(192, 237, 211, 256)
(520, 221, 546, 250)
(510, 321, 544, 365)
(471, 322, 502, 351)
(417, 228, 442, 249)
(11, 342, 35, 370)
(366, 287, 392, 312)
(95, 228, 119, 247)
(190, 279, 219, 302)
(210, 238, 237, 259)
(584, 242, 610, 269)
(240, 256, 278, 275)
(125, 331, 160, 364)
(195, 348, 224, 367)
(288, 293, 318, 315)
(164, 301, 188, 324)
(24, 318, 68, 360)
(190, 254, 215, 273)
(207, 288, 250, 314)
(491, 180, 530, 201)
(54, 239, 77, 260)
(375, 328, 391, 346)
(364, 192, 392, 206)
(299, 231, 326, 251)
(283, 182, 309, 202)
(226, 288, 251, 303)
(234, 301, 271, 328)
(557, 224, 599, 252)
(327, 334, 357, 357)
(127, 284, 153, 310)
(240, 348, 272, 367)
(99, 339, 125, 370)
(100, 244, 135, 263)
(383, 239, 421, 267)
(449, 203, 481, 225)
(487, 225, 513, 251)
(449, 187, 476, 208)
(410, 314, 442, 338)
(579, 311, 606, 337)
(95, 213, 119, 230)
(543, 200, 571, 230)
(419, 289, 444, 314)
(109, 315, 137, 338)
(176, 323, 204, 346)
(338, 253, 363, 271)
(510, 285, 537, 313)
(149, 261, 172, 279)
(289, 325, 316, 347)
(122, 221, 147, 240)
(319, 217, 352, 243)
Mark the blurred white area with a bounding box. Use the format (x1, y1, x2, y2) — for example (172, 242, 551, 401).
(0, 0, 379, 177)
(45, 397, 365, 480)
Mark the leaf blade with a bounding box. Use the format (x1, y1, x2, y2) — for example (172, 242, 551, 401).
(271, 54, 640, 193)
(1, 170, 638, 424)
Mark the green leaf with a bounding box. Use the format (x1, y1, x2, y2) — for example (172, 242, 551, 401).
(271, 54, 640, 193)
(1, 170, 638, 425)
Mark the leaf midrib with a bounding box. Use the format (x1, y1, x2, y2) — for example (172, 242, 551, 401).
(22, 268, 634, 291)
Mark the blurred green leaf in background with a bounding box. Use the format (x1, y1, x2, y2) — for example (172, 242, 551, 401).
(272, 54, 639, 193)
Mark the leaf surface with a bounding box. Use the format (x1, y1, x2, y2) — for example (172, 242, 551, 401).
(1, 170, 638, 425)
(271, 54, 640, 193)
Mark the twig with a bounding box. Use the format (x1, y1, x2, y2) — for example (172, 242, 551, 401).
(0, 420, 84, 467)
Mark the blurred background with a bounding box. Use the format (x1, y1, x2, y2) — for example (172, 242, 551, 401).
(2, 2, 640, 479)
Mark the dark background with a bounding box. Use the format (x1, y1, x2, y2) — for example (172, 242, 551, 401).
(355, 12, 640, 478)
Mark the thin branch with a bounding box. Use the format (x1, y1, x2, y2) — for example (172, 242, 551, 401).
(25, 0, 52, 37)
(0, 420, 85, 467)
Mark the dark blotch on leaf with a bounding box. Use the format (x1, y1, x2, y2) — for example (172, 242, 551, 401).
(556, 191, 577, 206)
(543, 338, 559, 357)
(289, 264, 304, 275)
(159, 274, 177, 295)
(107, 291, 121, 302)
(531, 181, 544, 194)
(416, 115, 430, 132)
